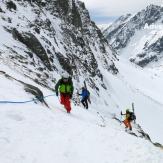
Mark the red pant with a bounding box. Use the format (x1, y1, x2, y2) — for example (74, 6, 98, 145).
(123, 119, 132, 130)
(60, 93, 71, 113)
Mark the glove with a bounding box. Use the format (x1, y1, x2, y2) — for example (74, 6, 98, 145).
(56, 92, 58, 96)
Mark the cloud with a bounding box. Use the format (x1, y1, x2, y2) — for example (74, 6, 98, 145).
(81, 0, 163, 16)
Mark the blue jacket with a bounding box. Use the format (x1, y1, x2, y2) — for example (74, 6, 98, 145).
(80, 89, 90, 98)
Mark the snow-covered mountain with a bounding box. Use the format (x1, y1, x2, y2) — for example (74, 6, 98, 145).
(1, 1, 163, 162)
(104, 4, 163, 67)
(98, 23, 112, 32)
(0, 0, 118, 100)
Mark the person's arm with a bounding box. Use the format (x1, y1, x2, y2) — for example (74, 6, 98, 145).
(69, 78, 74, 94)
(55, 79, 61, 95)
(78, 90, 84, 96)
(71, 84, 74, 94)
(121, 111, 126, 116)
(78, 90, 83, 96)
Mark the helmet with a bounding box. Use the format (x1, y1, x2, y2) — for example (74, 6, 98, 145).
(126, 109, 130, 113)
(62, 72, 69, 79)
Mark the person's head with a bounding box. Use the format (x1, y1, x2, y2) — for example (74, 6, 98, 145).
(61, 72, 69, 82)
(82, 87, 86, 90)
(126, 109, 130, 113)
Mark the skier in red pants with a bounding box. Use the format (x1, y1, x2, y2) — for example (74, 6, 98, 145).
(55, 73, 74, 113)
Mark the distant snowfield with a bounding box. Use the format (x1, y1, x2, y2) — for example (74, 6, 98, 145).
(1, 59, 163, 163)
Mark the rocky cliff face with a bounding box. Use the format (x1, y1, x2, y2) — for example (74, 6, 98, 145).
(104, 4, 163, 67)
(0, 0, 118, 95)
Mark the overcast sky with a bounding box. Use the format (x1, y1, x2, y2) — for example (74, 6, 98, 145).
(81, 0, 163, 25)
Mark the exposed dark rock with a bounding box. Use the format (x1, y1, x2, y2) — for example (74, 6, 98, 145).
(56, 52, 73, 75)
(0, 7, 4, 13)
(6, 1, 17, 11)
(25, 51, 33, 58)
(153, 143, 163, 149)
(130, 36, 163, 67)
(70, 0, 82, 27)
(130, 55, 157, 67)
(149, 37, 163, 53)
(57, 0, 69, 16)
(12, 28, 52, 71)
(0, 0, 118, 99)
(109, 62, 119, 74)
(34, 27, 40, 34)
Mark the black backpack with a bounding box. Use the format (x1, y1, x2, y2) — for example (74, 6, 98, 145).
(129, 112, 136, 121)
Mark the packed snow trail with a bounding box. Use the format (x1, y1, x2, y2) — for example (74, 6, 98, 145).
(0, 94, 163, 163)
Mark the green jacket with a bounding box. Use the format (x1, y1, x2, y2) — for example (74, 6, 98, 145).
(55, 78, 74, 94)
(126, 112, 131, 120)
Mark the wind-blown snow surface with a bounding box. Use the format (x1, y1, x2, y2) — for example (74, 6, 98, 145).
(1, 60, 163, 163)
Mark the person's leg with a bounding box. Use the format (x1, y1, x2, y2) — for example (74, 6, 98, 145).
(60, 93, 65, 105)
(123, 119, 132, 130)
(85, 98, 88, 109)
(123, 119, 129, 128)
(64, 95, 71, 113)
(128, 121, 132, 130)
(81, 98, 86, 108)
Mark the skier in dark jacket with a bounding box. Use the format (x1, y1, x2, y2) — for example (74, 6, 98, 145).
(79, 87, 90, 109)
(55, 73, 74, 113)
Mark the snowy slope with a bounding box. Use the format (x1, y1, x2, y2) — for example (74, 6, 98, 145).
(109, 57, 163, 144)
(1, 50, 163, 162)
(0, 72, 163, 163)
(0, 1, 163, 162)
(101, 4, 163, 145)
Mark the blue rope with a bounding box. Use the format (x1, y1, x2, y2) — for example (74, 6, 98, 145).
(0, 94, 56, 104)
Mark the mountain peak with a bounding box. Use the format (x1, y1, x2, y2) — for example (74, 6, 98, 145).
(103, 3, 163, 67)
(146, 4, 162, 10)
